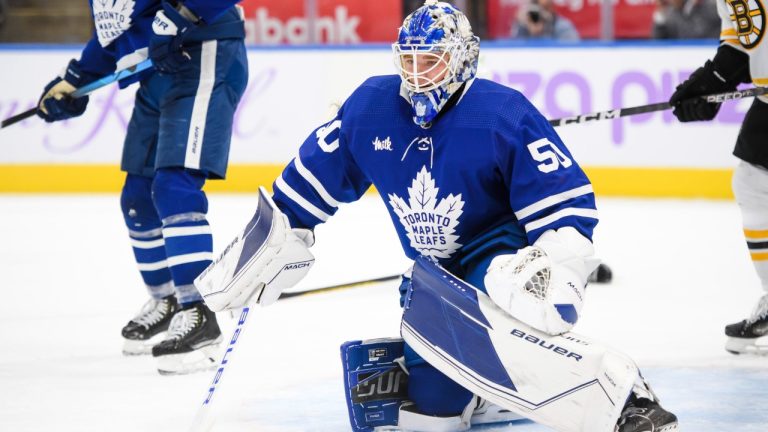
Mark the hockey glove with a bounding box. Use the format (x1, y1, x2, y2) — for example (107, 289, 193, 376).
(669, 60, 736, 122)
(195, 188, 315, 312)
(484, 227, 599, 335)
(149, 1, 201, 74)
(37, 59, 93, 123)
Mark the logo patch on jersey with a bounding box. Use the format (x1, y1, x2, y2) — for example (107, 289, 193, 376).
(726, 0, 765, 49)
(415, 100, 428, 117)
(93, 0, 136, 48)
(372, 136, 393, 151)
(388, 166, 464, 259)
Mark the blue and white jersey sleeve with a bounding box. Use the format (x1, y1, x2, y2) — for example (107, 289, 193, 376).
(496, 96, 598, 244)
(79, 32, 118, 77)
(272, 102, 372, 230)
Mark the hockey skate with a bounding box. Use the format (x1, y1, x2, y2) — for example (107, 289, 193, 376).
(152, 302, 222, 375)
(725, 294, 768, 355)
(615, 394, 678, 432)
(121, 295, 179, 355)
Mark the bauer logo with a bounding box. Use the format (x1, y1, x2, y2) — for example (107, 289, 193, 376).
(511, 328, 583, 361)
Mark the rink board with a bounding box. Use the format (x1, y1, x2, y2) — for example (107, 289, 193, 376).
(0, 42, 748, 197)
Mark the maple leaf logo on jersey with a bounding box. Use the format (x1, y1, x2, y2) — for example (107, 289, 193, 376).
(388, 166, 464, 259)
(93, 0, 135, 48)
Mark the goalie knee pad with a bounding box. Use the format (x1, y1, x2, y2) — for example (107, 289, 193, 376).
(341, 338, 408, 431)
(341, 338, 524, 432)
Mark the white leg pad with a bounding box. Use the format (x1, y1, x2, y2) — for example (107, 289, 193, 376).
(402, 256, 638, 432)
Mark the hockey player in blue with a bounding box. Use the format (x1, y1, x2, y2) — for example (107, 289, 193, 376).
(36, 0, 248, 375)
(195, 1, 678, 430)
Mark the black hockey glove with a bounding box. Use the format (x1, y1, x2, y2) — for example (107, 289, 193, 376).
(670, 45, 751, 123)
(37, 59, 94, 123)
(149, 1, 201, 74)
(669, 60, 734, 122)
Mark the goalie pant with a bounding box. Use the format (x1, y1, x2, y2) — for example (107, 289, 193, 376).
(401, 256, 640, 432)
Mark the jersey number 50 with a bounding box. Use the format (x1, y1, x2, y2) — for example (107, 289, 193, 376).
(316, 120, 342, 153)
(527, 138, 572, 173)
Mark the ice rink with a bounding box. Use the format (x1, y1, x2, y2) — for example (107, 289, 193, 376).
(1, 193, 767, 431)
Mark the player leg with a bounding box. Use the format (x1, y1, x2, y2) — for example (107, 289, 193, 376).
(149, 37, 248, 375)
(725, 99, 768, 355)
(402, 256, 677, 432)
(148, 167, 222, 375)
(119, 81, 179, 356)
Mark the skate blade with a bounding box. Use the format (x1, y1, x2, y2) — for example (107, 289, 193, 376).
(658, 422, 679, 431)
(156, 339, 222, 375)
(122, 332, 167, 356)
(725, 335, 768, 355)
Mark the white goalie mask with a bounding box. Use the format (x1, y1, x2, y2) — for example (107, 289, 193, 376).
(392, 0, 480, 127)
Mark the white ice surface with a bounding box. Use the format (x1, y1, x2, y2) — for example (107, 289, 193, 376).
(1, 195, 767, 431)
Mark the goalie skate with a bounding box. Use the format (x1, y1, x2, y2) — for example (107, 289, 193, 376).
(615, 394, 678, 432)
(153, 302, 223, 375)
(121, 295, 179, 356)
(725, 294, 768, 355)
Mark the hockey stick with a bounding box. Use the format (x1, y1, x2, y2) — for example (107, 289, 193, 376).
(188, 272, 402, 432)
(548, 86, 768, 127)
(278, 273, 401, 300)
(1, 58, 153, 129)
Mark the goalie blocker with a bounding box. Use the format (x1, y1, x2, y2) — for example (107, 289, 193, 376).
(194, 187, 315, 311)
(402, 256, 639, 432)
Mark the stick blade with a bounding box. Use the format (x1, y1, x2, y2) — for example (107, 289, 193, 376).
(1, 108, 37, 129)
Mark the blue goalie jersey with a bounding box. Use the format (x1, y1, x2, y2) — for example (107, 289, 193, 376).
(272, 76, 598, 265)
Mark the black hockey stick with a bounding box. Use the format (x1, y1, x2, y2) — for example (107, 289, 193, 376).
(1, 59, 153, 129)
(278, 273, 401, 300)
(548, 86, 768, 127)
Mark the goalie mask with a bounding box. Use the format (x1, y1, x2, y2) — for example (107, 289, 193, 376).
(393, 0, 480, 127)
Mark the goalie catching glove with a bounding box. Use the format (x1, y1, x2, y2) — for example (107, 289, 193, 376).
(194, 187, 315, 312)
(484, 227, 599, 335)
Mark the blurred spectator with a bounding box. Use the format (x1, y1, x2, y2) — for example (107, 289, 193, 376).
(0, 0, 6, 30)
(652, 0, 720, 39)
(511, 0, 580, 41)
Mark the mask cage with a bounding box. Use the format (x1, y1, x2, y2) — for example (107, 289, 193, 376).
(392, 43, 460, 93)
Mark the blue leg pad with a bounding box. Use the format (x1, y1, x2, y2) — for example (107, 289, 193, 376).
(340, 338, 408, 432)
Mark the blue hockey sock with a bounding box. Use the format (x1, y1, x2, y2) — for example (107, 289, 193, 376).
(121, 174, 173, 298)
(152, 168, 213, 306)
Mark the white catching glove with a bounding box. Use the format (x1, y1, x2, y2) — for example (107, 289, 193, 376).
(484, 227, 599, 335)
(195, 187, 315, 312)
